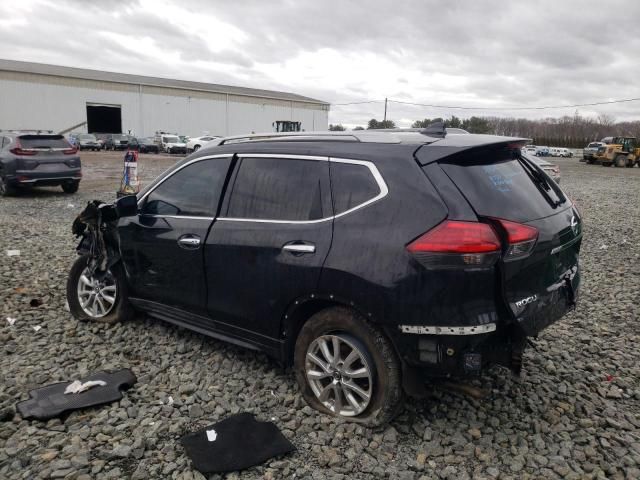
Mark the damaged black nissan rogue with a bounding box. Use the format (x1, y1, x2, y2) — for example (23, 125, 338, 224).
(66, 124, 582, 426)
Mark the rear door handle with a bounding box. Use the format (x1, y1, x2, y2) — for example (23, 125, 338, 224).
(282, 242, 316, 254)
(178, 235, 201, 249)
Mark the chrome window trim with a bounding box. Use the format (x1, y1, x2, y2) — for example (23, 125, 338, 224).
(139, 214, 215, 221)
(218, 154, 388, 225)
(137, 153, 234, 207)
(136, 153, 389, 225)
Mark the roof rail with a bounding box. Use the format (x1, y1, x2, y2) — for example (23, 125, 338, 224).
(214, 129, 442, 146)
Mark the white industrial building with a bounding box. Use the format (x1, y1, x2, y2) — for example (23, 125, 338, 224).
(0, 59, 329, 137)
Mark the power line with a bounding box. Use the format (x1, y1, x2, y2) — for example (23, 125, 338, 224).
(331, 97, 640, 110)
(388, 97, 640, 111)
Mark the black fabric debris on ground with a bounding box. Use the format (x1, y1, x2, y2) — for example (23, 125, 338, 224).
(16, 368, 137, 420)
(180, 412, 295, 473)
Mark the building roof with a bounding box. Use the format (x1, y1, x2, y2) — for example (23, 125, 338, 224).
(0, 58, 329, 106)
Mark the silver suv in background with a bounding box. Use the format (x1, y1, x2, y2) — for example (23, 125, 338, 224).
(0, 133, 81, 196)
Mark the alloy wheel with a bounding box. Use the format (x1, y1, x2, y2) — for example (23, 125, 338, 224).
(305, 334, 373, 416)
(76, 268, 117, 318)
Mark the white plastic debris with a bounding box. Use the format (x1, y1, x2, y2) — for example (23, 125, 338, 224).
(64, 379, 107, 395)
(206, 429, 218, 442)
(599, 244, 608, 250)
(6, 250, 20, 257)
(67, 204, 75, 208)
(167, 396, 174, 406)
(64, 300, 70, 312)
(6, 317, 17, 326)
(32, 325, 42, 332)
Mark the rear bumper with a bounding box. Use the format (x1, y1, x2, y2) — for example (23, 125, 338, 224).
(8, 170, 82, 186)
(395, 268, 579, 383)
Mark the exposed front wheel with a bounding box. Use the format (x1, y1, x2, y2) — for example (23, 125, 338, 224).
(66, 255, 133, 323)
(294, 307, 403, 426)
(615, 155, 627, 168)
(193, 145, 200, 151)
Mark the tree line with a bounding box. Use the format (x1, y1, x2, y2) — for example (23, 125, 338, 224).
(329, 114, 640, 148)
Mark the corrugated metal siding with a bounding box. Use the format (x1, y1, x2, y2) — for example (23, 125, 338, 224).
(0, 71, 329, 136)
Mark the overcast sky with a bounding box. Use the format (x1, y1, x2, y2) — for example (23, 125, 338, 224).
(1, 0, 639, 128)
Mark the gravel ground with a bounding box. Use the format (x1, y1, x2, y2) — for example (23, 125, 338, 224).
(1, 152, 639, 479)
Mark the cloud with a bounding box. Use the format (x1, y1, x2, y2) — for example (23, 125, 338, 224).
(1, 0, 640, 127)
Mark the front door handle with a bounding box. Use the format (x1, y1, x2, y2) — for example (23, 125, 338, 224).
(282, 242, 316, 254)
(177, 235, 201, 249)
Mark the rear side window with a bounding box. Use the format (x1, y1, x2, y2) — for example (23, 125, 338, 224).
(440, 157, 566, 222)
(142, 158, 231, 217)
(19, 135, 69, 148)
(330, 162, 380, 215)
(226, 157, 328, 221)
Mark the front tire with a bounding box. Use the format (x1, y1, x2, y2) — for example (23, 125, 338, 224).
(294, 307, 403, 426)
(66, 255, 133, 323)
(615, 155, 627, 168)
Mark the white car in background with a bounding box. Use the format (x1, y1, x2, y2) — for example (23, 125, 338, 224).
(186, 135, 220, 153)
(160, 135, 187, 154)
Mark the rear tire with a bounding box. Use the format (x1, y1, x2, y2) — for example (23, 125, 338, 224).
(66, 255, 133, 324)
(294, 307, 403, 426)
(602, 162, 612, 167)
(61, 181, 79, 194)
(0, 176, 18, 197)
(615, 155, 627, 168)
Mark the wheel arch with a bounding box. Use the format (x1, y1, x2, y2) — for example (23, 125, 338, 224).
(280, 294, 400, 367)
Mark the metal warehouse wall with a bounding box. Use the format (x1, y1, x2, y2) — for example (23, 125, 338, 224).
(0, 71, 329, 136)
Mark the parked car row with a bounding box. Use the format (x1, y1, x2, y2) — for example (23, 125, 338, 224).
(522, 145, 572, 158)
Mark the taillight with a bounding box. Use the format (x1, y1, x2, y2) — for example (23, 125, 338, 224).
(407, 220, 501, 269)
(492, 218, 538, 260)
(63, 146, 78, 154)
(9, 139, 36, 156)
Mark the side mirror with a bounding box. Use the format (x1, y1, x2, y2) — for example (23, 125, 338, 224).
(115, 195, 138, 217)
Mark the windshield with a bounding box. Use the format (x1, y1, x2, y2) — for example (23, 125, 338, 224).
(163, 136, 179, 143)
(141, 137, 155, 143)
(78, 134, 96, 140)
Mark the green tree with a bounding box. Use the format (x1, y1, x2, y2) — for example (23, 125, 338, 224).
(446, 115, 462, 128)
(329, 124, 346, 131)
(367, 119, 396, 129)
(462, 116, 492, 134)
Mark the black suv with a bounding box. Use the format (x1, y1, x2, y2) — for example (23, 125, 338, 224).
(1, 133, 81, 196)
(67, 128, 582, 425)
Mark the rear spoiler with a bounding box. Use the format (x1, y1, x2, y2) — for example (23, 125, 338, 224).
(414, 136, 530, 166)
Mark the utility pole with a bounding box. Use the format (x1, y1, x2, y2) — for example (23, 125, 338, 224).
(383, 97, 388, 124)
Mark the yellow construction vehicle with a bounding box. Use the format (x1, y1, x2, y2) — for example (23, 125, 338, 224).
(595, 137, 640, 167)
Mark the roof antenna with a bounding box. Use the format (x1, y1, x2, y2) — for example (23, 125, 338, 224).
(420, 121, 446, 138)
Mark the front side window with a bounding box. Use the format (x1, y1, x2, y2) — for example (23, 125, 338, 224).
(330, 162, 381, 215)
(141, 158, 231, 217)
(226, 157, 328, 221)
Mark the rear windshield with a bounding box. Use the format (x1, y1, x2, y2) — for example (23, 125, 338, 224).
(440, 153, 568, 222)
(19, 135, 69, 148)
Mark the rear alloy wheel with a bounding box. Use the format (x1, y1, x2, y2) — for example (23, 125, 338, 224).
(305, 334, 373, 416)
(615, 155, 627, 168)
(0, 176, 17, 197)
(62, 181, 79, 194)
(294, 307, 403, 426)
